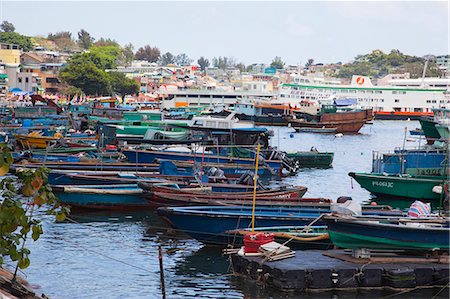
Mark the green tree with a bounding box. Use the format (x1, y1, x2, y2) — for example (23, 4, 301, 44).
(94, 38, 119, 47)
(197, 56, 210, 71)
(109, 72, 140, 99)
(77, 29, 94, 49)
(0, 32, 33, 51)
(60, 60, 111, 95)
(0, 21, 15, 33)
(305, 58, 314, 67)
(89, 44, 122, 68)
(0, 144, 69, 280)
(270, 56, 285, 69)
(236, 62, 246, 73)
(122, 43, 135, 65)
(47, 31, 78, 51)
(174, 53, 193, 66)
(160, 52, 175, 65)
(135, 45, 160, 62)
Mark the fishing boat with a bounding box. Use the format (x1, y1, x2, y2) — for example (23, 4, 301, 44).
(122, 148, 285, 175)
(435, 123, 449, 140)
(156, 204, 401, 245)
(156, 205, 329, 244)
(157, 159, 276, 177)
(409, 128, 425, 136)
(52, 184, 146, 210)
(286, 151, 334, 168)
(141, 183, 308, 198)
(323, 214, 450, 251)
(349, 172, 445, 200)
(226, 226, 332, 250)
(288, 99, 373, 134)
(147, 191, 328, 208)
(294, 127, 337, 134)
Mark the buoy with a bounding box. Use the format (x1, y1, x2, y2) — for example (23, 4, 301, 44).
(289, 133, 294, 138)
(335, 133, 343, 138)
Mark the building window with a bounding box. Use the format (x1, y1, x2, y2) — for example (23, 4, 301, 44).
(25, 77, 29, 83)
(18, 78, 22, 83)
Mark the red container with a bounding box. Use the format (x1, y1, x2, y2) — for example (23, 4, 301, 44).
(244, 233, 274, 253)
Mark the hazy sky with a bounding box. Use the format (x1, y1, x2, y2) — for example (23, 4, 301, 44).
(1, 1, 448, 65)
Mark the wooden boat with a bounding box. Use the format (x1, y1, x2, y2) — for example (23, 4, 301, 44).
(294, 127, 337, 134)
(419, 117, 440, 145)
(156, 205, 329, 244)
(349, 172, 445, 200)
(158, 159, 276, 177)
(226, 226, 332, 250)
(323, 214, 449, 251)
(148, 191, 329, 208)
(14, 133, 61, 149)
(52, 184, 147, 210)
(289, 109, 373, 134)
(141, 183, 308, 199)
(156, 205, 403, 245)
(286, 151, 334, 168)
(12, 161, 159, 172)
(409, 128, 425, 136)
(122, 148, 284, 174)
(14, 133, 97, 149)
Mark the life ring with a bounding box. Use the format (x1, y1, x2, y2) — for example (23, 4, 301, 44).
(356, 77, 365, 85)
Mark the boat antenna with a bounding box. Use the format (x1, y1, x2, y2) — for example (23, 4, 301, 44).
(251, 143, 261, 232)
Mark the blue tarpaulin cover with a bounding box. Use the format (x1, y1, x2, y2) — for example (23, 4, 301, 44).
(334, 98, 357, 106)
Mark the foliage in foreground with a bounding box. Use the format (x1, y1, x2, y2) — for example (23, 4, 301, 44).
(0, 144, 69, 280)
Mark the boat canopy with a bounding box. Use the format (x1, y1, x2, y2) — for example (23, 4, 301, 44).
(333, 98, 357, 106)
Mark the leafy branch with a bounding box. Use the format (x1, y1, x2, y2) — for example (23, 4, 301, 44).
(0, 144, 70, 281)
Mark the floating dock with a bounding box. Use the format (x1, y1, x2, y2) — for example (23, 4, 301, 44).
(230, 250, 450, 292)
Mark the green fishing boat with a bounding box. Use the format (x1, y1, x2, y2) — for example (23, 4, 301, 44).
(349, 172, 445, 200)
(324, 215, 450, 251)
(286, 151, 334, 168)
(419, 117, 440, 144)
(435, 124, 449, 140)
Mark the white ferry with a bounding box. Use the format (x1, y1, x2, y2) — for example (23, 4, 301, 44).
(277, 75, 450, 120)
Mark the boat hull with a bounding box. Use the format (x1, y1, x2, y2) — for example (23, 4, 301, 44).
(324, 217, 450, 251)
(286, 152, 334, 168)
(349, 172, 444, 200)
(53, 185, 147, 210)
(157, 206, 326, 244)
(419, 117, 440, 145)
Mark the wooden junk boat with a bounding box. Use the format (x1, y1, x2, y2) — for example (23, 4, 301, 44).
(289, 102, 373, 134)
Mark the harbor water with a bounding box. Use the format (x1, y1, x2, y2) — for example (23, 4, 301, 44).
(11, 120, 447, 298)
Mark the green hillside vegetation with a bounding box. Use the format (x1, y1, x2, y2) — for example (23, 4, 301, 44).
(336, 49, 441, 79)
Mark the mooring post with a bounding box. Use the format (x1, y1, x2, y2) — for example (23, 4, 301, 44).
(158, 245, 166, 299)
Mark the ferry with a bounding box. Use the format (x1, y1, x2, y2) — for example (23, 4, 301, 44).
(277, 75, 450, 120)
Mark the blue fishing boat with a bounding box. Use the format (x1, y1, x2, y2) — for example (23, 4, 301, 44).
(122, 149, 284, 175)
(158, 160, 274, 177)
(52, 184, 146, 210)
(157, 205, 327, 244)
(323, 214, 449, 251)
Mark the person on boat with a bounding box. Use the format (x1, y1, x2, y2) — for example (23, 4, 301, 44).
(310, 146, 318, 152)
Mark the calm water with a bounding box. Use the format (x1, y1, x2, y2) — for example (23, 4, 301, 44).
(9, 120, 448, 298)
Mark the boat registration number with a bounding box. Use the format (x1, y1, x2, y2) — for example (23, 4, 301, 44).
(372, 181, 394, 188)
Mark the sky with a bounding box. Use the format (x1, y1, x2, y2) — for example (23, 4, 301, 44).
(0, 1, 448, 65)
